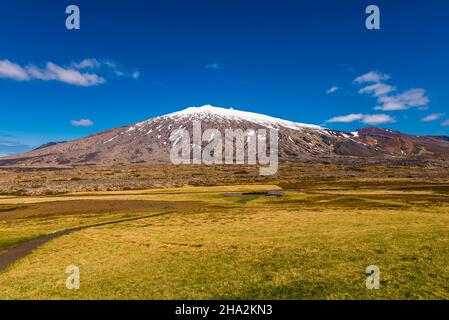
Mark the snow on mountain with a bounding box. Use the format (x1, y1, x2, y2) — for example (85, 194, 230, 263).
(137, 105, 324, 131)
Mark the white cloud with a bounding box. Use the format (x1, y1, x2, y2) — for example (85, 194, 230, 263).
(354, 70, 430, 112)
(361, 114, 395, 125)
(359, 83, 396, 97)
(0, 59, 105, 87)
(0, 60, 30, 81)
(327, 114, 364, 123)
(71, 119, 94, 127)
(354, 71, 390, 84)
(374, 101, 406, 111)
(327, 113, 395, 125)
(28, 62, 106, 87)
(0, 58, 140, 86)
(421, 113, 444, 122)
(375, 88, 430, 111)
(326, 86, 339, 94)
(442, 120, 449, 127)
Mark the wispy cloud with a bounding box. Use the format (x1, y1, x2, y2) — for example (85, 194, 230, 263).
(361, 114, 396, 125)
(327, 113, 395, 125)
(0, 60, 30, 81)
(326, 86, 339, 94)
(72, 59, 141, 80)
(359, 83, 396, 97)
(327, 114, 364, 123)
(355, 71, 430, 111)
(0, 58, 140, 87)
(354, 71, 390, 84)
(421, 113, 445, 122)
(27, 62, 105, 87)
(442, 119, 449, 127)
(0, 139, 31, 157)
(71, 119, 94, 127)
(374, 89, 430, 111)
(71, 58, 102, 70)
(205, 63, 223, 70)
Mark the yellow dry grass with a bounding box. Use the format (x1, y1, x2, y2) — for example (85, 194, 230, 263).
(0, 182, 448, 300)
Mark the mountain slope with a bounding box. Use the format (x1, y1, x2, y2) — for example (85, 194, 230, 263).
(1, 105, 449, 168)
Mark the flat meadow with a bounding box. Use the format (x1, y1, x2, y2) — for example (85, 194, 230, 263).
(0, 165, 448, 299)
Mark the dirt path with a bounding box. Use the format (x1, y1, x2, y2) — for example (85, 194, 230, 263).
(0, 212, 171, 273)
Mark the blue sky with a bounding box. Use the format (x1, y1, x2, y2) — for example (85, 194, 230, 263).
(0, 0, 448, 155)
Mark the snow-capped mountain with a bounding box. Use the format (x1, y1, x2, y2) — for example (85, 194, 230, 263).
(2, 105, 449, 168)
(149, 105, 323, 131)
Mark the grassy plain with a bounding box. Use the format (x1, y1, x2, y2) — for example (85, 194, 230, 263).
(0, 165, 448, 299)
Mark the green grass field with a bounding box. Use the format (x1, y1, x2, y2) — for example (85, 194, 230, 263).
(0, 182, 448, 300)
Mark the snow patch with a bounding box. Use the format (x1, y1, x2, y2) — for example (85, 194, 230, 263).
(104, 136, 118, 144)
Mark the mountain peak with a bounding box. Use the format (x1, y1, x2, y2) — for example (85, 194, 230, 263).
(176, 104, 233, 115)
(189, 104, 223, 110)
(163, 105, 323, 131)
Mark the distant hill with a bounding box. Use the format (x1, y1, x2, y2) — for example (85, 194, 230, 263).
(32, 141, 66, 151)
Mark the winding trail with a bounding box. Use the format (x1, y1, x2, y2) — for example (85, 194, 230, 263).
(0, 212, 172, 273)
